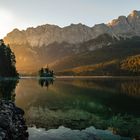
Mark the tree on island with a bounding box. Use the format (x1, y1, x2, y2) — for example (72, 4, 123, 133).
(0, 39, 18, 77)
(38, 68, 44, 77)
(38, 66, 54, 77)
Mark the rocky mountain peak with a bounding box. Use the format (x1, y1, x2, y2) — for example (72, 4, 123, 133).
(4, 10, 140, 47)
(129, 10, 140, 18)
(69, 23, 84, 27)
(108, 16, 127, 26)
(127, 10, 140, 35)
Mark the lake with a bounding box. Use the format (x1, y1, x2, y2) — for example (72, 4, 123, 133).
(0, 77, 140, 139)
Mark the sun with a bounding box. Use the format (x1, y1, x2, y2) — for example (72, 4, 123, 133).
(0, 9, 15, 38)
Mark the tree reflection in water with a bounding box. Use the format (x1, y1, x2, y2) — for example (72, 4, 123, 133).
(0, 79, 19, 100)
(0, 79, 29, 139)
(38, 78, 54, 88)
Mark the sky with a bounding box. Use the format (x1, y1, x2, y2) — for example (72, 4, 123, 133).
(0, 0, 140, 38)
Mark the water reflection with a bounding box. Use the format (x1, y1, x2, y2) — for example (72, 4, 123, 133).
(38, 78, 54, 88)
(71, 78, 140, 97)
(0, 79, 18, 100)
(0, 79, 29, 140)
(15, 77, 140, 138)
(120, 80, 140, 96)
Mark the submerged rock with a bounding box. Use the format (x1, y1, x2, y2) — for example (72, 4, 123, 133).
(0, 100, 28, 140)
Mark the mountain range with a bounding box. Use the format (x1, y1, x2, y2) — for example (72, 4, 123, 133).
(3, 10, 140, 75)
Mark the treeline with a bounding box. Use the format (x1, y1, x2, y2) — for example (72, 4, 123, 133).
(55, 35, 140, 76)
(0, 40, 18, 77)
(51, 35, 140, 72)
(121, 55, 140, 74)
(38, 67, 54, 77)
(57, 55, 140, 76)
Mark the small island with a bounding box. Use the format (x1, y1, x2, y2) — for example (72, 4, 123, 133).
(38, 66, 54, 78)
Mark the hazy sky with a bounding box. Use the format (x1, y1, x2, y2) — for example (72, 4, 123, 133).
(0, 0, 140, 38)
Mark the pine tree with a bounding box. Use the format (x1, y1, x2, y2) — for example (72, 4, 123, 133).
(38, 68, 44, 77)
(0, 40, 18, 77)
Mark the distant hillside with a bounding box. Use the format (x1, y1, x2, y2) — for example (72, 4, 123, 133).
(4, 33, 117, 74)
(5, 34, 140, 76)
(57, 55, 140, 76)
(53, 36, 140, 75)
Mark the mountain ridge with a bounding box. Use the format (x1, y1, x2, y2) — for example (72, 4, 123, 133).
(4, 10, 140, 47)
(2, 10, 140, 75)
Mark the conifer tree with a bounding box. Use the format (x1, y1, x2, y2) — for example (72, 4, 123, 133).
(0, 40, 18, 77)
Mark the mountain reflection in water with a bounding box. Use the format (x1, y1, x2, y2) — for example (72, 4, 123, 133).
(0, 77, 140, 138)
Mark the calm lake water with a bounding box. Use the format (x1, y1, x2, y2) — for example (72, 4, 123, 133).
(0, 77, 140, 138)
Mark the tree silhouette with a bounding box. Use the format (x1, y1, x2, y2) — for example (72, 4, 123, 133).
(38, 68, 44, 77)
(0, 39, 18, 77)
(38, 67, 54, 77)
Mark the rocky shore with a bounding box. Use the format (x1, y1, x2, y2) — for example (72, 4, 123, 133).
(0, 100, 28, 140)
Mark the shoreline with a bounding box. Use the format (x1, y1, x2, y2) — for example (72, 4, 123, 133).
(19, 75, 140, 79)
(55, 75, 140, 79)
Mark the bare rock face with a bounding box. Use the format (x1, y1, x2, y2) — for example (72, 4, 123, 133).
(108, 16, 135, 37)
(4, 29, 27, 45)
(108, 10, 140, 37)
(4, 10, 140, 47)
(4, 23, 113, 47)
(5, 24, 96, 47)
(127, 10, 140, 35)
(92, 24, 114, 38)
